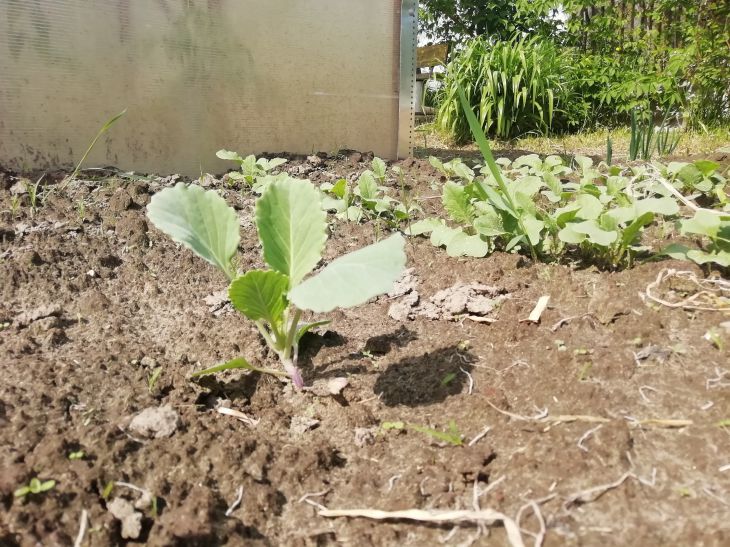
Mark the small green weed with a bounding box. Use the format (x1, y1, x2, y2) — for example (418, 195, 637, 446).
(381, 420, 463, 446)
(14, 477, 55, 498)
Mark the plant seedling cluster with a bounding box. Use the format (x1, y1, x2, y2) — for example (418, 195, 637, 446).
(320, 157, 421, 225)
(217, 150, 288, 188)
(147, 175, 406, 387)
(404, 84, 728, 271)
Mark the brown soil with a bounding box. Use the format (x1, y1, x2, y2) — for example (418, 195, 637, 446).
(1, 155, 729, 546)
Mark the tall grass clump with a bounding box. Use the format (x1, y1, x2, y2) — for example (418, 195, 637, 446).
(436, 37, 572, 143)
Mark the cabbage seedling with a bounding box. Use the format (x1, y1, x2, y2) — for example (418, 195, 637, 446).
(147, 178, 406, 387)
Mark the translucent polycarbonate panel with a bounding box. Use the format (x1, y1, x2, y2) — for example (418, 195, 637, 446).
(0, 0, 414, 176)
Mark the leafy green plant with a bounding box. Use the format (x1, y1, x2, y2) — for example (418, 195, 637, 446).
(14, 477, 55, 498)
(437, 36, 571, 141)
(606, 134, 613, 166)
(663, 210, 730, 268)
(147, 367, 162, 393)
(629, 109, 681, 161)
(9, 194, 21, 217)
(217, 150, 287, 187)
(147, 178, 406, 387)
(62, 109, 126, 189)
(664, 160, 728, 207)
(321, 161, 421, 225)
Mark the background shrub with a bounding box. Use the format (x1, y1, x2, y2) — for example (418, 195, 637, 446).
(436, 37, 574, 142)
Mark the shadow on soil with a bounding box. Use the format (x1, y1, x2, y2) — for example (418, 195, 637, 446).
(374, 345, 475, 407)
(305, 326, 419, 381)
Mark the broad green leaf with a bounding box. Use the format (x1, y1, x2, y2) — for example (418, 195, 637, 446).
(570, 220, 617, 246)
(694, 160, 719, 177)
(622, 212, 654, 246)
(558, 225, 586, 244)
(677, 164, 702, 188)
(446, 232, 490, 257)
(521, 214, 544, 246)
(263, 157, 288, 170)
(431, 224, 462, 247)
(373, 199, 392, 213)
(357, 171, 379, 200)
(544, 155, 564, 170)
(322, 195, 346, 213)
(372, 157, 387, 180)
(146, 183, 239, 279)
(686, 249, 730, 267)
(543, 172, 563, 201)
(191, 356, 286, 378)
(474, 210, 507, 236)
(216, 149, 244, 164)
(680, 210, 724, 238)
(252, 172, 290, 195)
(429, 156, 446, 174)
(575, 194, 603, 220)
(345, 206, 364, 222)
(442, 181, 474, 224)
(505, 233, 525, 251)
(483, 185, 515, 216)
(604, 206, 636, 225)
(635, 197, 679, 217)
(229, 270, 288, 325)
(574, 155, 593, 173)
(511, 175, 543, 198)
(554, 205, 580, 227)
(407, 218, 444, 236)
(331, 178, 348, 199)
(451, 161, 475, 182)
(660, 243, 691, 260)
(512, 154, 542, 172)
(288, 234, 406, 313)
(256, 179, 327, 287)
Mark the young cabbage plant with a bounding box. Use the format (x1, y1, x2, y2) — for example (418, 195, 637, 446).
(217, 150, 288, 187)
(147, 179, 406, 388)
(662, 210, 730, 268)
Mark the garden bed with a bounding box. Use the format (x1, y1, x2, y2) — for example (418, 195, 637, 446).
(1, 153, 729, 546)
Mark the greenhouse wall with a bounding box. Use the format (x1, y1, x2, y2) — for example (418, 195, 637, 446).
(0, 0, 417, 176)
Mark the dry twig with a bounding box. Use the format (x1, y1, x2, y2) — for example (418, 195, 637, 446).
(550, 313, 599, 332)
(644, 269, 730, 312)
(468, 426, 491, 447)
(564, 472, 632, 508)
(316, 507, 525, 547)
(225, 485, 244, 517)
(73, 509, 88, 547)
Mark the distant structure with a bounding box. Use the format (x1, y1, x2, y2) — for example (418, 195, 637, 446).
(0, 1, 417, 175)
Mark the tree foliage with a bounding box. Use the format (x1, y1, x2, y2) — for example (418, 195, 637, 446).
(423, 0, 729, 130)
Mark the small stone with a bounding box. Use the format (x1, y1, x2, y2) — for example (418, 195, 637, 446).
(14, 304, 61, 328)
(388, 291, 419, 321)
(388, 268, 418, 298)
(128, 405, 180, 439)
(10, 179, 29, 196)
(140, 356, 157, 368)
(107, 498, 143, 539)
(354, 427, 376, 447)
